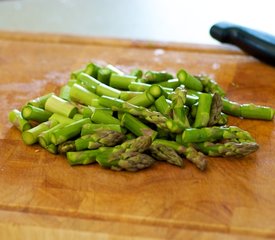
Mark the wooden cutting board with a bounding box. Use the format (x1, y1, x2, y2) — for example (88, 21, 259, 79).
(0, 31, 274, 240)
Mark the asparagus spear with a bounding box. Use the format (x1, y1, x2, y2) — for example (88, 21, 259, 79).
(69, 83, 99, 106)
(96, 135, 155, 171)
(97, 67, 112, 85)
(75, 130, 125, 151)
(109, 74, 137, 90)
(59, 85, 71, 101)
(130, 68, 143, 78)
(66, 149, 100, 165)
(193, 93, 212, 128)
(49, 113, 75, 124)
(21, 105, 52, 123)
(120, 113, 158, 139)
(152, 139, 207, 170)
(127, 91, 155, 107)
(84, 62, 101, 78)
(8, 109, 32, 132)
(22, 120, 58, 145)
(119, 91, 142, 101)
(208, 93, 223, 126)
(154, 95, 171, 117)
(149, 142, 184, 167)
(181, 126, 255, 143)
(141, 71, 173, 83)
(196, 141, 259, 157)
(196, 74, 226, 97)
(27, 93, 54, 109)
(50, 118, 91, 145)
(106, 64, 124, 75)
(81, 123, 123, 136)
(222, 98, 274, 120)
(58, 140, 76, 154)
(45, 95, 77, 118)
(158, 78, 181, 89)
(177, 69, 203, 91)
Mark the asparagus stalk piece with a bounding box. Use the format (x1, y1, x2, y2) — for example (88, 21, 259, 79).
(142, 71, 173, 83)
(59, 85, 71, 101)
(149, 142, 184, 167)
(120, 113, 158, 139)
(130, 68, 143, 78)
(67, 149, 100, 165)
(81, 123, 123, 136)
(97, 67, 112, 85)
(196, 141, 259, 157)
(127, 91, 155, 107)
(90, 108, 120, 125)
(38, 123, 67, 148)
(158, 78, 181, 89)
(128, 82, 151, 92)
(27, 93, 54, 109)
(222, 98, 274, 120)
(22, 120, 58, 145)
(106, 64, 124, 75)
(84, 62, 100, 78)
(193, 93, 212, 128)
(70, 83, 99, 106)
(49, 113, 75, 124)
(21, 105, 52, 123)
(119, 91, 142, 101)
(177, 69, 203, 91)
(154, 95, 171, 117)
(109, 74, 137, 90)
(70, 68, 84, 80)
(78, 72, 101, 89)
(75, 130, 125, 151)
(45, 95, 77, 118)
(50, 118, 91, 145)
(8, 109, 32, 132)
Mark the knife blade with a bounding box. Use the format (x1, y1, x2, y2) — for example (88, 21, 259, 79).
(210, 22, 275, 66)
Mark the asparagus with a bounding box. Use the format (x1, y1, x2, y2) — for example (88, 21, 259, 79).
(50, 118, 91, 145)
(67, 149, 100, 165)
(119, 91, 142, 101)
(8, 109, 32, 132)
(70, 68, 84, 80)
(109, 74, 137, 90)
(45, 95, 77, 118)
(177, 69, 203, 91)
(196, 141, 259, 157)
(75, 130, 125, 151)
(120, 113, 158, 139)
(59, 85, 71, 101)
(27, 93, 54, 109)
(127, 91, 155, 107)
(142, 71, 173, 83)
(49, 113, 75, 125)
(58, 140, 76, 154)
(81, 123, 123, 136)
(84, 62, 100, 78)
(158, 78, 181, 89)
(181, 126, 255, 143)
(106, 64, 124, 75)
(154, 95, 171, 117)
(196, 74, 226, 97)
(130, 68, 143, 78)
(21, 105, 52, 122)
(170, 86, 190, 129)
(96, 135, 155, 171)
(69, 83, 99, 106)
(149, 142, 184, 167)
(97, 67, 112, 85)
(208, 93, 223, 126)
(193, 93, 212, 128)
(152, 139, 207, 170)
(222, 98, 274, 120)
(90, 108, 120, 125)
(128, 82, 151, 92)
(22, 120, 58, 145)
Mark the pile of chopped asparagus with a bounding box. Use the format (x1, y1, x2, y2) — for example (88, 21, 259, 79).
(8, 63, 274, 171)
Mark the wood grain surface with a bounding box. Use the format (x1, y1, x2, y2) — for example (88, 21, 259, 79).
(0, 31, 274, 240)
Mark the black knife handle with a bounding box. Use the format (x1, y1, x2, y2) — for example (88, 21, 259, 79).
(210, 22, 275, 66)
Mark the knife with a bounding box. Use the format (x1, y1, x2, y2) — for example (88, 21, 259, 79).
(210, 22, 275, 66)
